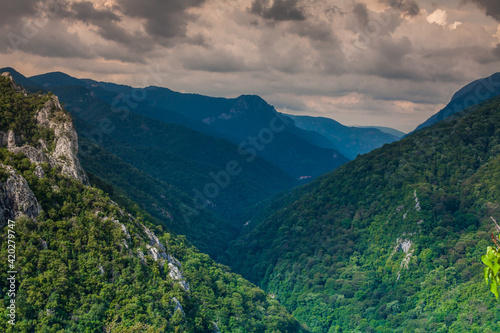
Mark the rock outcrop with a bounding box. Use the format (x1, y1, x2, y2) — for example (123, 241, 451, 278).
(0, 164, 41, 224)
(6, 98, 89, 184)
(1, 72, 88, 185)
(35, 97, 88, 184)
(0, 72, 90, 225)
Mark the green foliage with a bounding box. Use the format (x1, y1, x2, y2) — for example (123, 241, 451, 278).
(0, 82, 304, 332)
(79, 138, 238, 259)
(0, 75, 56, 149)
(482, 246, 500, 298)
(0, 150, 304, 332)
(228, 95, 500, 332)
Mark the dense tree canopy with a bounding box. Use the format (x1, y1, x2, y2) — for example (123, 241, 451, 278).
(0, 81, 304, 332)
(228, 96, 500, 332)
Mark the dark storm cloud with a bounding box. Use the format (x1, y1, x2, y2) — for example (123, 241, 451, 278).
(250, 0, 307, 21)
(1, 20, 95, 59)
(0, 0, 38, 25)
(381, 0, 420, 16)
(289, 20, 335, 42)
(71, 1, 120, 23)
(67, 1, 154, 53)
(467, 0, 500, 22)
(117, 0, 206, 43)
(0, 0, 207, 63)
(353, 2, 370, 26)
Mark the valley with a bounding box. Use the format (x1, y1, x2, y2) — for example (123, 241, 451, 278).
(1, 67, 499, 332)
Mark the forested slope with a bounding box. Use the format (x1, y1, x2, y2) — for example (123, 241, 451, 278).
(228, 95, 500, 332)
(0, 74, 305, 332)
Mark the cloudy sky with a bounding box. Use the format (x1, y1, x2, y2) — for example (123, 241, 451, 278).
(1, 0, 500, 131)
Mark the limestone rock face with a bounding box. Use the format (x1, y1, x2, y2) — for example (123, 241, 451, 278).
(0, 73, 90, 225)
(0, 164, 41, 224)
(35, 97, 89, 184)
(0, 80, 89, 185)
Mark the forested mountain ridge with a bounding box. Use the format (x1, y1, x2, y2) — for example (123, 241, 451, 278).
(78, 137, 239, 259)
(413, 72, 500, 133)
(1, 68, 300, 259)
(28, 71, 349, 179)
(228, 93, 500, 332)
(0, 74, 305, 332)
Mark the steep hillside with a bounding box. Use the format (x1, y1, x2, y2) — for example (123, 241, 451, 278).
(29, 73, 349, 179)
(413, 72, 500, 133)
(64, 85, 296, 220)
(228, 95, 500, 332)
(287, 114, 400, 159)
(0, 74, 305, 332)
(5, 69, 299, 220)
(78, 137, 238, 259)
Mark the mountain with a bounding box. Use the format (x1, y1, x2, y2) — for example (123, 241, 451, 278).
(4, 69, 301, 259)
(0, 67, 42, 93)
(413, 72, 500, 132)
(228, 94, 500, 331)
(286, 114, 400, 159)
(30, 71, 87, 88)
(357, 126, 406, 138)
(29, 74, 349, 179)
(56, 83, 297, 220)
(0, 73, 305, 332)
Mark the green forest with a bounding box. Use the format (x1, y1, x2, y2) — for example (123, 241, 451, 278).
(0, 75, 304, 332)
(228, 97, 500, 332)
(2, 69, 500, 332)
(0, 76, 54, 150)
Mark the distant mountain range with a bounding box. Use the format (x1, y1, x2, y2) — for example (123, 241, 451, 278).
(23, 69, 413, 177)
(356, 125, 405, 138)
(285, 114, 401, 159)
(28, 71, 349, 179)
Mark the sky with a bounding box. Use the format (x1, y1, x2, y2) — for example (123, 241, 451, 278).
(1, 0, 500, 132)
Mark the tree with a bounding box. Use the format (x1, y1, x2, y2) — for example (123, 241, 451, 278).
(482, 217, 500, 298)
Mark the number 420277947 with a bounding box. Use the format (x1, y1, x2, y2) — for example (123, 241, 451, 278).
(7, 219, 16, 270)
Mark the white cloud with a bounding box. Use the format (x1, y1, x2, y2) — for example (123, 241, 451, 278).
(427, 9, 448, 26)
(449, 21, 462, 30)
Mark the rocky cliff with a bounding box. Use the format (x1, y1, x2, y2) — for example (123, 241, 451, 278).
(0, 72, 88, 185)
(34, 96, 88, 183)
(0, 163, 41, 225)
(0, 72, 88, 224)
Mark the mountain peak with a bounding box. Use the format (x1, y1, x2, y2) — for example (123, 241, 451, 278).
(0, 67, 40, 91)
(414, 72, 500, 132)
(30, 71, 86, 88)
